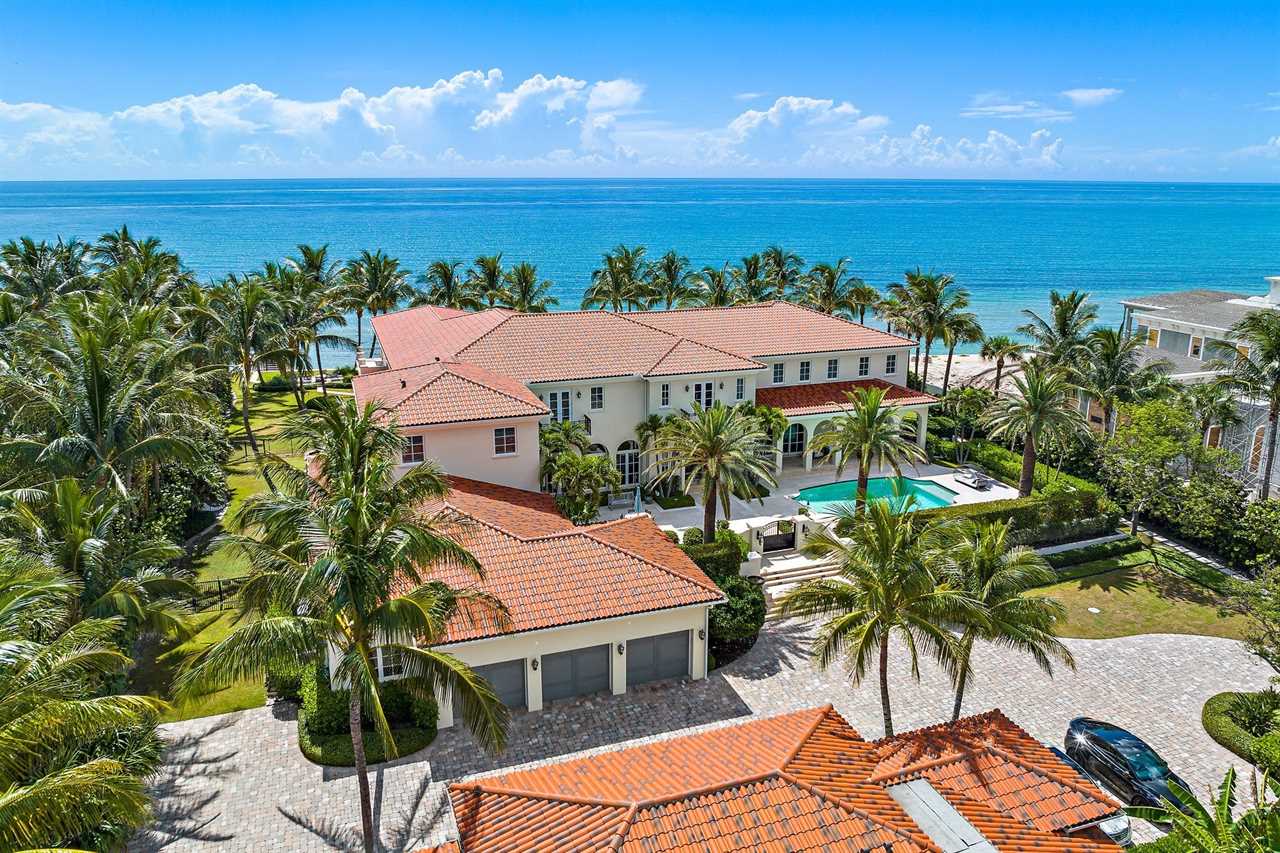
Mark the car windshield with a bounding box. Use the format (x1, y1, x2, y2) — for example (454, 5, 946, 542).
(1115, 740, 1169, 781)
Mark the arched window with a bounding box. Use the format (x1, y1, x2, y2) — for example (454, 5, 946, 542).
(616, 440, 640, 486)
(782, 423, 807, 456)
(1250, 426, 1266, 474)
(586, 443, 608, 457)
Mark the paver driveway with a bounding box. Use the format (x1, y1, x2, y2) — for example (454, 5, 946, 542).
(135, 626, 1273, 851)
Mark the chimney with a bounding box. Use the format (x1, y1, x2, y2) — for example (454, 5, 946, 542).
(1268, 276, 1280, 305)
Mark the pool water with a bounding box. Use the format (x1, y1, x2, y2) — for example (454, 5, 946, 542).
(795, 476, 957, 513)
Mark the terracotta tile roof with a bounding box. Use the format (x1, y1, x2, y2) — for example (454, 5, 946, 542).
(352, 361, 549, 427)
(643, 335, 763, 377)
(372, 305, 514, 367)
(756, 377, 937, 416)
(441, 706, 1122, 853)
(411, 478, 722, 644)
(638, 301, 914, 357)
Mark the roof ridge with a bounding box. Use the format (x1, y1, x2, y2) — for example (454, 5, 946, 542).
(641, 300, 785, 315)
(452, 310, 522, 359)
(616, 310, 765, 368)
(576, 523, 725, 596)
(871, 707, 1011, 745)
(428, 362, 549, 412)
(451, 781, 634, 810)
(779, 704, 838, 768)
(783, 299, 919, 346)
(981, 743, 1121, 806)
(606, 803, 638, 851)
(776, 769, 943, 853)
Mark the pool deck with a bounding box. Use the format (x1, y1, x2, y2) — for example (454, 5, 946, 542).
(601, 460, 1018, 531)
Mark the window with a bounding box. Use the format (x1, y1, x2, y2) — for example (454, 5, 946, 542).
(694, 381, 714, 408)
(616, 440, 640, 487)
(1189, 337, 1204, 360)
(799, 360, 811, 382)
(493, 426, 517, 456)
(782, 423, 807, 455)
(885, 353, 897, 375)
(1146, 328, 1159, 348)
(772, 363, 784, 383)
(377, 647, 404, 681)
(401, 435, 425, 464)
(735, 376, 745, 400)
(858, 356, 870, 377)
(827, 358, 839, 379)
(660, 383, 670, 408)
(547, 390, 571, 422)
(590, 386, 604, 410)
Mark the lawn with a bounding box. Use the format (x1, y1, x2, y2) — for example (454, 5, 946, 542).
(129, 609, 266, 722)
(1041, 547, 1251, 641)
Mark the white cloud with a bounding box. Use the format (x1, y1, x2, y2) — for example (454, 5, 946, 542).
(960, 92, 1073, 122)
(1231, 137, 1280, 160)
(733, 91, 767, 101)
(1060, 87, 1123, 107)
(0, 72, 1073, 178)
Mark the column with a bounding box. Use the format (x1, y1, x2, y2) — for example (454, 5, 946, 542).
(804, 448, 813, 471)
(436, 685, 455, 729)
(692, 611, 708, 680)
(915, 408, 929, 448)
(611, 642, 627, 695)
(527, 656, 544, 712)
(774, 437, 784, 475)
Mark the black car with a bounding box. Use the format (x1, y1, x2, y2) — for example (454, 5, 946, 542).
(1064, 718, 1193, 814)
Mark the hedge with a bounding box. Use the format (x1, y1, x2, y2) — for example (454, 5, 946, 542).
(1043, 537, 1143, 569)
(680, 539, 741, 581)
(654, 493, 694, 509)
(913, 489, 1119, 546)
(297, 663, 439, 766)
(298, 707, 437, 766)
(929, 437, 1102, 496)
(1254, 731, 1280, 777)
(1202, 691, 1261, 763)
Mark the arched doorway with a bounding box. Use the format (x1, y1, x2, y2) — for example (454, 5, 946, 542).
(615, 440, 640, 487)
(782, 423, 807, 457)
(758, 519, 796, 553)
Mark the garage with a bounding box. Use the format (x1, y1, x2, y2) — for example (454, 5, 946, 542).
(627, 630, 690, 686)
(542, 644, 610, 703)
(461, 658, 527, 711)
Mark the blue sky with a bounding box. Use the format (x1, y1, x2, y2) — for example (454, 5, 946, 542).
(0, 0, 1276, 181)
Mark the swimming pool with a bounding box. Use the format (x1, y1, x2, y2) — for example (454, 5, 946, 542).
(795, 476, 958, 513)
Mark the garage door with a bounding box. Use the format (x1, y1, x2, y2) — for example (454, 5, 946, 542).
(542, 644, 610, 703)
(459, 658, 526, 712)
(627, 630, 690, 687)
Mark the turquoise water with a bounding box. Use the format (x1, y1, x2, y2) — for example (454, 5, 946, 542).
(795, 476, 958, 513)
(1, 179, 1277, 360)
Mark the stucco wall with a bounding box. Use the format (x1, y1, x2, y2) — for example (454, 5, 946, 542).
(397, 418, 541, 491)
(432, 604, 711, 727)
(758, 346, 911, 388)
(527, 377, 649, 462)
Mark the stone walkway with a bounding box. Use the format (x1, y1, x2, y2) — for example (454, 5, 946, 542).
(135, 626, 1272, 851)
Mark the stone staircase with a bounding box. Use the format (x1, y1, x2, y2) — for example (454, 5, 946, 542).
(758, 550, 839, 619)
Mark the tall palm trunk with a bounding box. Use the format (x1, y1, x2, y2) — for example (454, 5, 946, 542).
(349, 691, 375, 853)
(942, 345, 956, 395)
(354, 308, 364, 354)
(856, 458, 870, 514)
(240, 365, 259, 454)
(1263, 405, 1279, 500)
(951, 636, 973, 721)
(702, 473, 718, 540)
(921, 338, 933, 391)
(1018, 433, 1037, 497)
(878, 634, 893, 737)
(993, 358, 1005, 394)
(314, 340, 328, 396)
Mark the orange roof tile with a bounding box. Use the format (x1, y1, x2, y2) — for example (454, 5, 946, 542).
(639, 301, 914, 357)
(642, 335, 764, 377)
(353, 361, 549, 427)
(372, 305, 514, 367)
(410, 478, 722, 644)
(756, 377, 937, 416)
(441, 706, 1123, 853)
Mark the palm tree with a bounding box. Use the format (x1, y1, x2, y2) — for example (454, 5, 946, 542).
(538, 418, 592, 485)
(175, 398, 509, 853)
(934, 519, 1072, 721)
(1181, 379, 1242, 445)
(1018, 289, 1098, 368)
(0, 549, 165, 850)
(548, 451, 620, 524)
(0, 236, 90, 308)
(648, 402, 777, 540)
(982, 362, 1088, 496)
(502, 261, 558, 312)
(940, 311, 984, 395)
(1076, 327, 1171, 433)
(799, 258, 863, 317)
(582, 244, 647, 311)
(644, 250, 694, 309)
(412, 260, 480, 311)
(978, 335, 1027, 393)
(731, 253, 770, 304)
(889, 269, 969, 389)
(467, 253, 509, 308)
(850, 282, 881, 324)
(776, 500, 974, 736)
(343, 250, 412, 352)
(761, 244, 804, 299)
(210, 274, 284, 454)
(1223, 309, 1280, 498)
(689, 263, 737, 308)
(4, 477, 194, 634)
(807, 386, 927, 510)
(288, 243, 354, 397)
(1128, 767, 1280, 852)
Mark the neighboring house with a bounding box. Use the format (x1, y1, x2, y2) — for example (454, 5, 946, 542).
(422, 705, 1125, 852)
(355, 302, 933, 491)
(1119, 275, 1280, 491)
(329, 476, 724, 727)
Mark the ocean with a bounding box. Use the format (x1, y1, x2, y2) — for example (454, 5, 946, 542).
(1, 179, 1276, 355)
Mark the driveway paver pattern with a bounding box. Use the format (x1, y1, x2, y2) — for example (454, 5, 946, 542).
(135, 625, 1271, 851)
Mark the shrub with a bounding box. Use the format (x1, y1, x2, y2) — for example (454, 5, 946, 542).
(914, 489, 1116, 545)
(297, 708, 437, 767)
(681, 527, 704, 546)
(253, 374, 292, 392)
(1253, 731, 1280, 777)
(708, 574, 766, 667)
(963, 440, 1101, 495)
(298, 663, 438, 736)
(663, 529, 680, 543)
(266, 660, 304, 701)
(1228, 689, 1280, 737)
(1043, 537, 1144, 569)
(927, 414, 957, 439)
(1167, 474, 1247, 559)
(1203, 691, 1262, 762)
(1235, 499, 1280, 576)
(681, 539, 742, 582)
(1131, 836, 1186, 853)
(654, 493, 694, 510)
